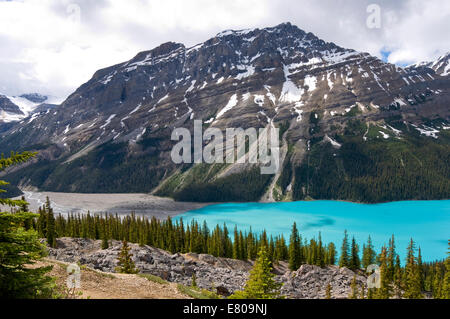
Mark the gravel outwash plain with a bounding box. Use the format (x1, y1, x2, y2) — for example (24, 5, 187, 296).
(4, 190, 210, 219)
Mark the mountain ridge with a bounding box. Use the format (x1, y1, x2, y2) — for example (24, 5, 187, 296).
(0, 22, 449, 203)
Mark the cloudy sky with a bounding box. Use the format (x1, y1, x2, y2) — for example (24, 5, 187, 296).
(0, 0, 449, 99)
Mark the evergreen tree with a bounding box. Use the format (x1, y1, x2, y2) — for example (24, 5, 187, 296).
(317, 232, 324, 267)
(443, 240, 450, 299)
(349, 275, 358, 299)
(387, 235, 396, 282)
(367, 287, 374, 299)
(417, 247, 424, 291)
(37, 207, 47, 238)
(325, 283, 332, 299)
(101, 226, 109, 250)
(239, 231, 246, 261)
(432, 263, 442, 298)
(232, 226, 239, 260)
(362, 236, 376, 269)
(339, 230, 350, 268)
(326, 242, 336, 265)
(229, 245, 283, 299)
(45, 197, 56, 248)
(349, 237, 360, 270)
(360, 284, 366, 299)
(393, 255, 403, 298)
(116, 240, 138, 274)
(376, 245, 392, 299)
(247, 230, 256, 260)
(0, 211, 55, 298)
(0, 151, 54, 298)
(403, 239, 423, 299)
(288, 222, 301, 271)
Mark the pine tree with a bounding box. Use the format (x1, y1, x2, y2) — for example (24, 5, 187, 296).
(387, 235, 396, 282)
(232, 226, 239, 260)
(443, 240, 450, 299)
(367, 287, 374, 299)
(417, 247, 424, 291)
(339, 230, 350, 268)
(376, 245, 391, 299)
(403, 239, 423, 299)
(432, 263, 442, 298)
(288, 222, 301, 271)
(349, 237, 360, 270)
(360, 284, 366, 299)
(37, 206, 47, 238)
(362, 236, 376, 269)
(393, 255, 403, 298)
(101, 231, 109, 250)
(247, 230, 256, 260)
(116, 240, 138, 274)
(0, 210, 55, 298)
(325, 283, 332, 299)
(349, 275, 359, 299)
(229, 245, 283, 299)
(0, 151, 54, 298)
(326, 243, 336, 265)
(45, 197, 56, 248)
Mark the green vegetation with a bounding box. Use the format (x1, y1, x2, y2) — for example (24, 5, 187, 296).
(115, 240, 139, 274)
(293, 123, 450, 203)
(2, 118, 449, 204)
(177, 284, 220, 299)
(31, 201, 448, 299)
(0, 151, 55, 298)
(170, 166, 273, 202)
(229, 245, 283, 299)
(3, 141, 165, 193)
(139, 273, 169, 285)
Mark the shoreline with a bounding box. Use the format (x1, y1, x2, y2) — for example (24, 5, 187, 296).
(2, 189, 448, 219)
(6, 190, 213, 220)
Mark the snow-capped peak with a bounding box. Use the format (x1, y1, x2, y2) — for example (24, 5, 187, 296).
(408, 52, 450, 76)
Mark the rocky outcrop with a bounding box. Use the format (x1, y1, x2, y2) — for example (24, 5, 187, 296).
(0, 94, 23, 115)
(280, 264, 367, 299)
(47, 237, 367, 299)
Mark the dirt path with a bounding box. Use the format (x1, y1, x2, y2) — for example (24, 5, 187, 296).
(35, 259, 190, 299)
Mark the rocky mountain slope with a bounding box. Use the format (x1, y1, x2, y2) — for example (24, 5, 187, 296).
(1, 22, 449, 202)
(48, 237, 368, 299)
(408, 52, 450, 76)
(0, 93, 57, 126)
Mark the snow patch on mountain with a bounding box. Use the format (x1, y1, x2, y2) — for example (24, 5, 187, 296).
(280, 64, 304, 103)
(216, 94, 238, 119)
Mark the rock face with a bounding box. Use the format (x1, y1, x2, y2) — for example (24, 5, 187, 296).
(280, 264, 367, 299)
(0, 22, 448, 200)
(0, 94, 24, 123)
(47, 237, 367, 299)
(0, 93, 52, 124)
(19, 93, 48, 104)
(0, 95, 23, 115)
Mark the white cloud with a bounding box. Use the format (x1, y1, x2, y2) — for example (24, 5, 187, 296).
(0, 0, 448, 99)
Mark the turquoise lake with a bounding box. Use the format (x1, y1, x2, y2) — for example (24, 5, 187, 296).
(176, 200, 450, 262)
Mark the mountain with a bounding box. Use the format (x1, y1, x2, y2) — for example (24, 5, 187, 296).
(407, 52, 450, 76)
(0, 93, 60, 125)
(0, 94, 24, 123)
(19, 93, 48, 104)
(0, 22, 449, 203)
